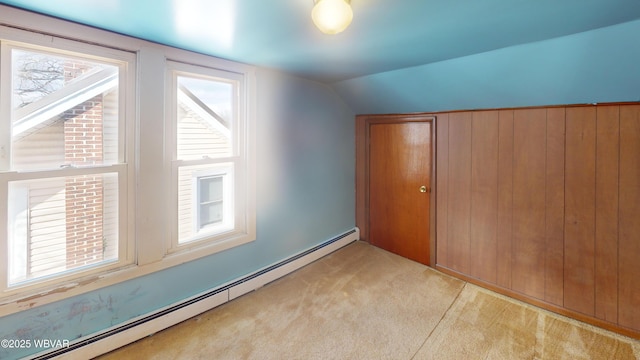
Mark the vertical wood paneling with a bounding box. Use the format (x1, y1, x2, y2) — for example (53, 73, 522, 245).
(595, 105, 620, 323)
(432, 103, 640, 336)
(470, 111, 499, 283)
(447, 112, 472, 274)
(512, 108, 547, 300)
(619, 105, 640, 330)
(564, 107, 597, 316)
(545, 108, 565, 306)
(436, 114, 450, 267)
(496, 110, 514, 289)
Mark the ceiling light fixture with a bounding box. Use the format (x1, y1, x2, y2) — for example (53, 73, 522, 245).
(311, 0, 353, 35)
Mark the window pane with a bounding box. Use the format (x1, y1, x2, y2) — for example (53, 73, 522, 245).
(199, 176, 223, 228)
(11, 49, 119, 171)
(177, 164, 233, 243)
(176, 76, 233, 160)
(7, 173, 119, 285)
(200, 201, 223, 227)
(200, 175, 223, 202)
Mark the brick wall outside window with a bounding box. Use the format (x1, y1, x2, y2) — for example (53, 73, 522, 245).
(63, 96, 105, 267)
(64, 61, 93, 82)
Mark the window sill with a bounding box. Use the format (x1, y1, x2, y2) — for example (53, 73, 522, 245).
(0, 232, 255, 317)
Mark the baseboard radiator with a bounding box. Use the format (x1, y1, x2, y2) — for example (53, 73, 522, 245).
(31, 228, 359, 360)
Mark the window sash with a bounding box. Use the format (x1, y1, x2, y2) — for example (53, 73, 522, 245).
(0, 164, 129, 293)
(8, 173, 119, 285)
(167, 61, 244, 162)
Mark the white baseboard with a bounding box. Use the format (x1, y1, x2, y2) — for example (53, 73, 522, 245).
(32, 228, 359, 360)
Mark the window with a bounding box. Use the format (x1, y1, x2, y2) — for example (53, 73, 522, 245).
(199, 176, 224, 227)
(0, 11, 255, 309)
(0, 37, 134, 293)
(167, 61, 254, 253)
(194, 165, 232, 233)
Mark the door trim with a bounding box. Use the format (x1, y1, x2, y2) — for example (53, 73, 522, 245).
(355, 114, 437, 266)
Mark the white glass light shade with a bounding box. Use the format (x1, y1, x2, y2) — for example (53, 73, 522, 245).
(312, 0, 353, 35)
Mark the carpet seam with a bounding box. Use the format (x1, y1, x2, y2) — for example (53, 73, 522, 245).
(409, 281, 468, 360)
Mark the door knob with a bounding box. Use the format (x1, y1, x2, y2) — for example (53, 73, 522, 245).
(420, 185, 427, 193)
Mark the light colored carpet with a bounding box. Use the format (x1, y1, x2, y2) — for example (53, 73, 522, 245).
(416, 285, 639, 359)
(99, 241, 640, 359)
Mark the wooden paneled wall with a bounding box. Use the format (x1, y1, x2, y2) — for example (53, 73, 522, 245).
(436, 104, 640, 337)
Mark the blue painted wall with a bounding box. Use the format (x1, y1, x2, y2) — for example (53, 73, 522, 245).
(333, 19, 640, 114)
(0, 69, 355, 360)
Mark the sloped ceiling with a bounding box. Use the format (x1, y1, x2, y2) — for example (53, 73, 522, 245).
(1, 0, 640, 83)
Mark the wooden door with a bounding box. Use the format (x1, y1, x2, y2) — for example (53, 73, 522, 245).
(368, 121, 431, 265)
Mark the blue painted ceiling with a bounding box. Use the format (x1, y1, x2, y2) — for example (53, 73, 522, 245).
(1, 0, 640, 83)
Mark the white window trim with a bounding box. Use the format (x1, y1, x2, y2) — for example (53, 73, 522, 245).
(0, 32, 136, 298)
(165, 60, 256, 255)
(0, 6, 256, 316)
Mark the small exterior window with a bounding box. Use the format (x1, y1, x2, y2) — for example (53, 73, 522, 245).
(193, 164, 233, 236)
(198, 175, 224, 228)
(185, 164, 234, 241)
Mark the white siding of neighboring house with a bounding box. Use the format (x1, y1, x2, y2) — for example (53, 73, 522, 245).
(10, 120, 67, 282)
(27, 179, 67, 279)
(103, 90, 119, 164)
(176, 105, 231, 159)
(177, 105, 230, 242)
(12, 118, 65, 170)
(102, 90, 119, 260)
(8, 176, 67, 283)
